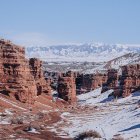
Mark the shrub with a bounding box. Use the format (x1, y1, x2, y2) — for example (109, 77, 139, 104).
(112, 136, 124, 140)
(74, 130, 101, 140)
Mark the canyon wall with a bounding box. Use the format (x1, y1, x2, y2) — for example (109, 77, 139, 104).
(114, 64, 140, 97)
(100, 65, 140, 97)
(29, 58, 51, 96)
(76, 73, 108, 94)
(75, 65, 140, 97)
(0, 39, 51, 104)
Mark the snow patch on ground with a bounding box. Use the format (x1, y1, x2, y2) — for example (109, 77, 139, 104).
(28, 127, 40, 134)
(78, 88, 114, 106)
(47, 89, 140, 140)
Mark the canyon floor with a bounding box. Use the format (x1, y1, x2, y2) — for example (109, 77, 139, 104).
(0, 88, 140, 140)
(46, 88, 140, 140)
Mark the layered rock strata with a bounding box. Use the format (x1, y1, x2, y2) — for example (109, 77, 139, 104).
(76, 73, 108, 94)
(29, 58, 51, 96)
(57, 71, 77, 103)
(0, 39, 51, 104)
(114, 64, 140, 97)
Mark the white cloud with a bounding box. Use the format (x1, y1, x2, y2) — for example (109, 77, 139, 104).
(9, 32, 51, 47)
(0, 31, 54, 47)
(0, 30, 86, 47)
(1, 31, 140, 47)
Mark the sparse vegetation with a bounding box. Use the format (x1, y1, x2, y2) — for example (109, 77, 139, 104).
(112, 135, 124, 140)
(74, 130, 101, 140)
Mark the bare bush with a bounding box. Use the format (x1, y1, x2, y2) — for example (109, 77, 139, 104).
(112, 136, 124, 140)
(74, 130, 101, 140)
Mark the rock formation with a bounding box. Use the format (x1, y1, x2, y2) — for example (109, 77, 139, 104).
(101, 69, 119, 92)
(99, 65, 140, 97)
(44, 71, 61, 90)
(107, 69, 119, 88)
(76, 73, 108, 94)
(57, 71, 77, 103)
(0, 39, 51, 104)
(76, 65, 140, 98)
(29, 58, 51, 96)
(92, 73, 108, 90)
(114, 64, 140, 97)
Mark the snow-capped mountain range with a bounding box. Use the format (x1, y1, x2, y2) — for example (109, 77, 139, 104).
(26, 43, 140, 62)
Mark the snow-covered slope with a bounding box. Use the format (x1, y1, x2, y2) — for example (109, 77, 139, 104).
(104, 53, 140, 69)
(78, 88, 114, 105)
(42, 52, 140, 74)
(47, 89, 140, 140)
(26, 43, 140, 62)
(79, 53, 140, 73)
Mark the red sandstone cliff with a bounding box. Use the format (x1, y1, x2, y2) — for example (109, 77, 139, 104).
(76, 66, 140, 98)
(57, 71, 77, 103)
(116, 64, 140, 97)
(29, 58, 51, 96)
(0, 39, 51, 104)
(76, 73, 108, 94)
(102, 66, 140, 97)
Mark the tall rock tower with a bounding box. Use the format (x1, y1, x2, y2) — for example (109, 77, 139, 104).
(57, 71, 77, 103)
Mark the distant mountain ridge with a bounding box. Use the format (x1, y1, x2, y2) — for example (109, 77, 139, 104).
(104, 53, 140, 69)
(72, 53, 140, 74)
(26, 43, 140, 62)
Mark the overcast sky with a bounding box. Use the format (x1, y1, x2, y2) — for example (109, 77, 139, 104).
(0, 0, 140, 46)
